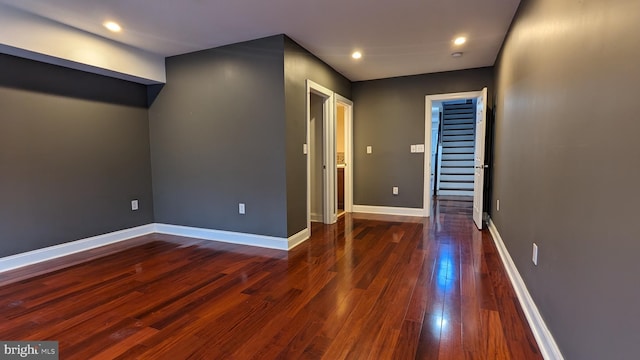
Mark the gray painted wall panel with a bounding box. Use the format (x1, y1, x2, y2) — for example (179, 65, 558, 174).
(352, 68, 493, 208)
(283, 37, 351, 236)
(0, 54, 153, 257)
(149, 36, 288, 238)
(492, 0, 640, 358)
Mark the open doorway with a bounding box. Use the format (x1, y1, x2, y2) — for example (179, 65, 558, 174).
(306, 81, 353, 233)
(335, 95, 353, 218)
(336, 102, 346, 217)
(309, 92, 325, 223)
(306, 80, 336, 234)
(424, 89, 487, 229)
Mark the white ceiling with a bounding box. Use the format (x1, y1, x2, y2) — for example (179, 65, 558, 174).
(0, 0, 520, 81)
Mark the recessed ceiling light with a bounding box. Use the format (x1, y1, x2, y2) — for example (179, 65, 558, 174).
(352, 51, 362, 60)
(454, 37, 466, 45)
(451, 52, 464, 58)
(104, 21, 122, 32)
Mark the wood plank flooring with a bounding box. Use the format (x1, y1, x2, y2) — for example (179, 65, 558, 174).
(0, 198, 541, 359)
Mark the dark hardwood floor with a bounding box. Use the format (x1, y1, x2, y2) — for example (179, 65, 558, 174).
(0, 198, 541, 359)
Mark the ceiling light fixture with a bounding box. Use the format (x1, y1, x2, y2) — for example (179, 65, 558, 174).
(454, 37, 466, 45)
(451, 52, 463, 58)
(351, 51, 362, 60)
(104, 21, 122, 32)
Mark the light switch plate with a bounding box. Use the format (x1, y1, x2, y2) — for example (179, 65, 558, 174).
(303, 144, 308, 155)
(131, 200, 139, 211)
(366, 146, 372, 154)
(392, 186, 399, 195)
(239, 203, 245, 214)
(416, 144, 425, 153)
(410, 145, 416, 153)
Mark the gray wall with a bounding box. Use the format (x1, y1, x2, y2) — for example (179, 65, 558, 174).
(283, 37, 352, 236)
(351, 68, 493, 208)
(149, 36, 288, 238)
(0, 54, 153, 257)
(492, 0, 640, 359)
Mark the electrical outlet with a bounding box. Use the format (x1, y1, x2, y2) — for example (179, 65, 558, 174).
(131, 200, 139, 211)
(392, 186, 399, 195)
(366, 146, 372, 154)
(532, 243, 538, 266)
(497, 199, 500, 211)
(239, 203, 245, 215)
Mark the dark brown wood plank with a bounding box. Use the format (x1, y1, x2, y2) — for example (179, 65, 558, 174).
(0, 198, 542, 359)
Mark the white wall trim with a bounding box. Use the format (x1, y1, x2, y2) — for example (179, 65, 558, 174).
(310, 213, 323, 223)
(287, 228, 310, 250)
(0, 224, 155, 273)
(155, 223, 291, 251)
(352, 205, 425, 217)
(487, 218, 564, 360)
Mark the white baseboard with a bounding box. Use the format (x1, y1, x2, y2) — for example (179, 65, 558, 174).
(154, 223, 294, 251)
(352, 205, 426, 217)
(310, 213, 323, 222)
(487, 218, 564, 360)
(0, 222, 311, 274)
(0, 224, 155, 273)
(287, 228, 310, 250)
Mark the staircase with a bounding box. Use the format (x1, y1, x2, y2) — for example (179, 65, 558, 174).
(437, 101, 475, 197)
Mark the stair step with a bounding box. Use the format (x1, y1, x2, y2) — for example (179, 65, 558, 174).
(442, 129, 474, 136)
(443, 121, 474, 127)
(443, 124, 474, 130)
(443, 108, 474, 115)
(438, 189, 474, 197)
(443, 103, 473, 110)
(443, 116, 475, 122)
(442, 153, 474, 160)
(440, 174, 475, 182)
(440, 167, 474, 175)
(442, 134, 474, 142)
(442, 140, 474, 148)
(442, 160, 474, 167)
(439, 182, 474, 190)
(442, 147, 474, 154)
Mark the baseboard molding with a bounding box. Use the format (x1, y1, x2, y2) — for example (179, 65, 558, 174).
(310, 213, 323, 223)
(155, 223, 292, 251)
(352, 205, 426, 217)
(487, 218, 564, 360)
(0, 224, 155, 273)
(287, 228, 310, 250)
(0, 222, 312, 274)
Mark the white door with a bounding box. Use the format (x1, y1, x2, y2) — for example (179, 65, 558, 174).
(472, 87, 488, 229)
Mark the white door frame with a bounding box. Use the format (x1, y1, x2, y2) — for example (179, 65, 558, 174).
(335, 95, 354, 214)
(306, 80, 336, 230)
(424, 90, 484, 217)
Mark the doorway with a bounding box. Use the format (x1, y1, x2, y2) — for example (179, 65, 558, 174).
(306, 81, 353, 232)
(309, 92, 325, 223)
(306, 80, 335, 232)
(335, 95, 353, 218)
(424, 89, 487, 229)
